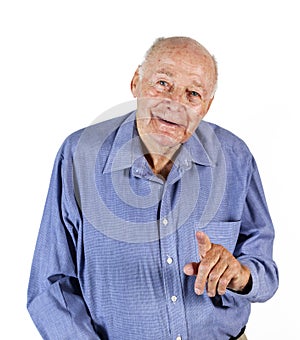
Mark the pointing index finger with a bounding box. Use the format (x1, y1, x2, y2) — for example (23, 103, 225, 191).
(196, 231, 212, 259)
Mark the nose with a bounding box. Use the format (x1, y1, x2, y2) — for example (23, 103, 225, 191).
(164, 97, 186, 114)
(163, 87, 187, 112)
(168, 86, 186, 104)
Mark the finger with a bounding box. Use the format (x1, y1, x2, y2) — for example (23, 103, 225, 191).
(227, 263, 251, 292)
(183, 262, 199, 276)
(196, 231, 212, 259)
(217, 270, 232, 296)
(206, 260, 229, 297)
(194, 255, 219, 295)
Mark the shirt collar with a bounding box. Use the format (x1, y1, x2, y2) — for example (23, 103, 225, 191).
(103, 111, 214, 174)
(175, 132, 213, 169)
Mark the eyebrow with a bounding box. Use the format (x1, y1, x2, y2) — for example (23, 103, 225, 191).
(155, 69, 205, 91)
(155, 69, 174, 78)
(192, 80, 204, 90)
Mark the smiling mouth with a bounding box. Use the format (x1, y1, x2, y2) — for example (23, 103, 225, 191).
(152, 113, 182, 127)
(158, 117, 178, 125)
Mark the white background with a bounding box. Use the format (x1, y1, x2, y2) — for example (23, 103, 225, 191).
(1, 1, 299, 338)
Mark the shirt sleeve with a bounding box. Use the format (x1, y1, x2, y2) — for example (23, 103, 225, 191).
(233, 157, 279, 303)
(27, 139, 100, 340)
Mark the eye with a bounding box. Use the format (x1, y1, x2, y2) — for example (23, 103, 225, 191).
(158, 80, 169, 87)
(154, 79, 171, 92)
(187, 90, 202, 103)
(189, 90, 200, 97)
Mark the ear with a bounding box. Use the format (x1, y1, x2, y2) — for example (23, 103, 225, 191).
(130, 67, 141, 98)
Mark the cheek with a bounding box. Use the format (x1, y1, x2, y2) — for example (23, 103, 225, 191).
(136, 98, 151, 119)
(137, 96, 163, 116)
(136, 102, 154, 134)
(185, 112, 205, 134)
(139, 80, 167, 99)
(144, 87, 158, 97)
(191, 112, 204, 125)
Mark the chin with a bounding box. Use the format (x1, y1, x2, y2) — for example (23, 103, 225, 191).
(150, 132, 183, 149)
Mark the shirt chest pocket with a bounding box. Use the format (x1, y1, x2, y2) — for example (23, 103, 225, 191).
(196, 221, 241, 254)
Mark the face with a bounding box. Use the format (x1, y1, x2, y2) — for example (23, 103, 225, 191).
(131, 41, 216, 152)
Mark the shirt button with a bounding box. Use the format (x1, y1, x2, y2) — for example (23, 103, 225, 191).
(171, 295, 177, 303)
(176, 336, 182, 340)
(162, 218, 168, 226)
(167, 256, 173, 264)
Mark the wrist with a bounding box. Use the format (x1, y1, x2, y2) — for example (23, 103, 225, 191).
(237, 266, 252, 294)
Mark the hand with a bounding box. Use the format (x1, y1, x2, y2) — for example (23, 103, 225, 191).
(183, 231, 251, 297)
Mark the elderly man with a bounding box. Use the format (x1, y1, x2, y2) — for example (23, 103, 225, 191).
(27, 37, 278, 340)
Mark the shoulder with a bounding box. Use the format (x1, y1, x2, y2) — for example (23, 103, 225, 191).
(199, 120, 251, 153)
(59, 112, 133, 157)
(197, 120, 253, 166)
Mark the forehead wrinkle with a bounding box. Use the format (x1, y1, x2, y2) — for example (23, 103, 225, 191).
(154, 68, 174, 78)
(154, 67, 204, 84)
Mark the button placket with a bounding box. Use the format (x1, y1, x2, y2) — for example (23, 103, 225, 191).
(159, 184, 187, 340)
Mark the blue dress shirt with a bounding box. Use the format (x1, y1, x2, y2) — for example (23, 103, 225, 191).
(27, 111, 278, 339)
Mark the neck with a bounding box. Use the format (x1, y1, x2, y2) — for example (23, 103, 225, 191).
(145, 153, 174, 179)
(140, 138, 181, 179)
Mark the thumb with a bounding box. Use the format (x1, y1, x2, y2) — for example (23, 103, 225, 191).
(196, 231, 211, 259)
